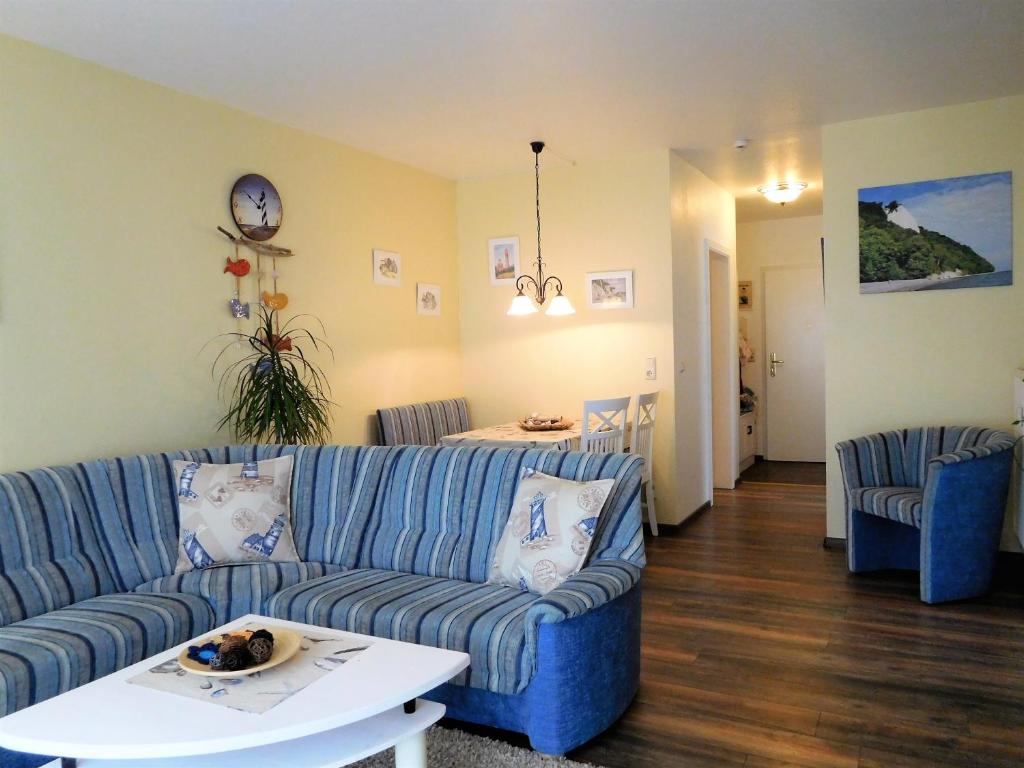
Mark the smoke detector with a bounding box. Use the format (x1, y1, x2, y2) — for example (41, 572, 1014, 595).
(733, 138, 750, 150)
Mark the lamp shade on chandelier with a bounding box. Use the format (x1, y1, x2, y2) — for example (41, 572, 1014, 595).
(507, 141, 575, 317)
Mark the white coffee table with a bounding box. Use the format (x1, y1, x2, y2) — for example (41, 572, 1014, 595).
(0, 615, 469, 768)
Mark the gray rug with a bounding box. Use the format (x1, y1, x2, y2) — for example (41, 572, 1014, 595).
(350, 726, 599, 767)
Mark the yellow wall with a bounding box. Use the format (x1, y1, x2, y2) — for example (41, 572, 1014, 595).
(823, 96, 1024, 544)
(456, 151, 682, 520)
(737, 215, 823, 455)
(0, 35, 462, 471)
(669, 153, 738, 513)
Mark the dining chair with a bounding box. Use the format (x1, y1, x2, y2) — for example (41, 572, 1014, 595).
(580, 396, 631, 454)
(629, 391, 659, 536)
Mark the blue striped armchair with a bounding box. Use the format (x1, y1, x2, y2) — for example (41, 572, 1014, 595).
(836, 426, 1014, 604)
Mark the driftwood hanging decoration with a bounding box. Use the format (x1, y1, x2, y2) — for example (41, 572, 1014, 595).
(217, 226, 294, 335)
(217, 226, 294, 257)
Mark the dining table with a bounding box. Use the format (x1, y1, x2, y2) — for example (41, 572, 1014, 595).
(439, 418, 630, 452)
(439, 421, 582, 451)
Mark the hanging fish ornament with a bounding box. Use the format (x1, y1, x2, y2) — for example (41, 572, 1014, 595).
(261, 290, 289, 310)
(267, 334, 293, 352)
(229, 297, 250, 319)
(224, 257, 251, 277)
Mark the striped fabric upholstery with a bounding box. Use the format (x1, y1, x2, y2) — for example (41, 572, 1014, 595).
(134, 561, 344, 624)
(527, 559, 643, 627)
(0, 466, 117, 627)
(377, 398, 470, 446)
(837, 427, 1014, 529)
(835, 430, 908, 489)
(837, 427, 1013, 493)
(354, 447, 646, 582)
(903, 427, 1013, 487)
(0, 592, 215, 716)
(94, 443, 644, 584)
(268, 568, 537, 694)
(90, 445, 394, 584)
(848, 486, 924, 528)
(269, 446, 645, 694)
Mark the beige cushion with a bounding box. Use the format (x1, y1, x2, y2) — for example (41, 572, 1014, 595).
(488, 467, 614, 595)
(172, 456, 300, 574)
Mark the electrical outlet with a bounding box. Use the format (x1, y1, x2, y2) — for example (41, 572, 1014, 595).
(645, 357, 657, 380)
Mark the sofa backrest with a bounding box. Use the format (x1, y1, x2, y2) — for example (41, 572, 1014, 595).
(903, 427, 1011, 487)
(90, 444, 394, 586)
(352, 446, 646, 582)
(84, 443, 644, 588)
(0, 465, 118, 626)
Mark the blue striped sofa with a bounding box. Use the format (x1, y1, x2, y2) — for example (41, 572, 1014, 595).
(836, 426, 1014, 604)
(0, 445, 645, 765)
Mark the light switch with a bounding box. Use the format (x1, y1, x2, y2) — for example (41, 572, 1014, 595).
(645, 357, 657, 380)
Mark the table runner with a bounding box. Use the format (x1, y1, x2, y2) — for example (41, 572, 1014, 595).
(127, 622, 374, 714)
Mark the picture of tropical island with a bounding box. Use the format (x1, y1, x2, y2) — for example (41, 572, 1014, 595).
(858, 171, 1012, 293)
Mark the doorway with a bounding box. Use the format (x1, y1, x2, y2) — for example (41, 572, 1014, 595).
(762, 265, 825, 462)
(703, 241, 738, 498)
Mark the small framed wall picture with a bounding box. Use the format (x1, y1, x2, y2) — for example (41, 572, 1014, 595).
(738, 280, 753, 310)
(488, 237, 520, 285)
(417, 283, 441, 315)
(586, 270, 634, 310)
(372, 250, 401, 286)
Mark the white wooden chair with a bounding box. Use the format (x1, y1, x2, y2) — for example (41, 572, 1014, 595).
(580, 396, 631, 454)
(629, 391, 659, 536)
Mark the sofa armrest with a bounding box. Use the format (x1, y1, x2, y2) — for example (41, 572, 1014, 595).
(526, 559, 642, 628)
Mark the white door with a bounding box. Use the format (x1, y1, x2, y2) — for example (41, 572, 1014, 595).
(764, 266, 825, 461)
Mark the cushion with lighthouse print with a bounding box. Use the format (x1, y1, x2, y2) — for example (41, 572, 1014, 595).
(172, 455, 300, 574)
(488, 467, 615, 595)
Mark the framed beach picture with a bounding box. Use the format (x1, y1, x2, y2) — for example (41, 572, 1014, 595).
(738, 280, 753, 310)
(417, 283, 441, 315)
(372, 249, 401, 286)
(858, 171, 1012, 294)
(488, 237, 520, 285)
(586, 270, 634, 310)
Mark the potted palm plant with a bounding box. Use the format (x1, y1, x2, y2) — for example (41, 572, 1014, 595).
(211, 306, 333, 444)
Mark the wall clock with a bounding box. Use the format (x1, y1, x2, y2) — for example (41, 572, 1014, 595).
(230, 173, 283, 241)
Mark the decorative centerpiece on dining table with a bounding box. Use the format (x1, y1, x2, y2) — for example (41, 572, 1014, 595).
(518, 413, 574, 431)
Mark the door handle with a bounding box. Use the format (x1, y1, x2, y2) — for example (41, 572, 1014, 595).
(769, 352, 784, 377)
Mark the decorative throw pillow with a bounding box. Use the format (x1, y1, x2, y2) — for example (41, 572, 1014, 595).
(488, 467, 614, 595)
(172, 455, 300, 574)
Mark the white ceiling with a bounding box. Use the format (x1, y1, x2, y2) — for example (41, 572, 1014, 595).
(2, 0, 1022, 221)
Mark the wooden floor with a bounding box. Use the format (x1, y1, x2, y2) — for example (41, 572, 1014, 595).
(482, 480, 1024, 767)
(740, 459, 826, 485)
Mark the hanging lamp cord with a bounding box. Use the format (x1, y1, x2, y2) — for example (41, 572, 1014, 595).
(535, 148, 542, 272)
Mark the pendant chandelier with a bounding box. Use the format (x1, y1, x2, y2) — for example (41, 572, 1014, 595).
(507, 141, 575, 317)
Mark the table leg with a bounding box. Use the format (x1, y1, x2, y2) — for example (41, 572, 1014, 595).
(393, 729, 427, 768)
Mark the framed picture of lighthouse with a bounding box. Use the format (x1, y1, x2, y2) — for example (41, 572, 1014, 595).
(858, 172, 1012, 294)
(489, 237, 520, 285)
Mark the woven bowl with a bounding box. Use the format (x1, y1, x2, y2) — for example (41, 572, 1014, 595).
(518, 419, 574, 432)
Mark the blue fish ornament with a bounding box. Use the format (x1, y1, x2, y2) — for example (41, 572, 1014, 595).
(229, 297, 250, 319)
